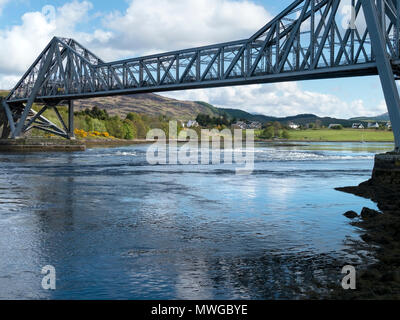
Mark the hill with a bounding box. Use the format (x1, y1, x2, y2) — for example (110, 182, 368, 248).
(74, 93, 221, 121)
(0, 89, 376, 128)
(1, 90, 223, 122)
(219, 108, 277, 123)
(277, 113, 357, 127)
(220, 109, 362, 128)
(350, 113, 390, 122)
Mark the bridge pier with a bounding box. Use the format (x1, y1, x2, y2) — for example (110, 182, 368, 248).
(68, 100, 75, 140)
(0, 98, 75, 140)
(363, 0, 400, 152)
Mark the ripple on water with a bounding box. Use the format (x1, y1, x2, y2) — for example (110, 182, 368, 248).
(0, 142, 392, 299)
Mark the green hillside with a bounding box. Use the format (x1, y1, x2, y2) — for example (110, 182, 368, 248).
(219, 108, 277, 122)
(220, 109, 368, 128)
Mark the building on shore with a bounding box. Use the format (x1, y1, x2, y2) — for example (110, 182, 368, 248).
(232, 121, 262, 130)
(288, 122, 300, 130)
(232, 121, 247, 130)
(187, 120, 199, 128)
(248, 122, 262, 129)
(352, 123, 365, 129)
(368, 122, 380, 129)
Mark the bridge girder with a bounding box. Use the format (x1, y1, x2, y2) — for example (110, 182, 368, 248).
(1, 0, 400, 150)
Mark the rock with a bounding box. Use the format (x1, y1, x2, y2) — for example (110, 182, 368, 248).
(361, 207, 380, 220)
(380, 271, 400, 282)
(344, 211, 358, 219)
(361, 234, 374, 243)
(360, 269, 381, 280)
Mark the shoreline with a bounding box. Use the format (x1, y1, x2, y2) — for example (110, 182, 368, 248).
(334, 178, 400, 299)
(255, 138, 394, 143)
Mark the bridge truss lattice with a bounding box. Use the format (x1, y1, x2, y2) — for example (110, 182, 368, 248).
(1, 0, 400, 150)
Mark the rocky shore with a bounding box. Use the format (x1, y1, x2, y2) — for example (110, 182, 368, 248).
(0, 138, 86, 152)
(335, 152, 400, 299)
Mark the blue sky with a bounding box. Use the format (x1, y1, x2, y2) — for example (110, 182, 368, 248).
(0, 0, 387, 118)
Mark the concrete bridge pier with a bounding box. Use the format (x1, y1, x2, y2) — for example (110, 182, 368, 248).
(67, 100, 75, 140)
(362, 0, 400, 185)
(371, 153, 400, 185)
(363, 0, 400, 153)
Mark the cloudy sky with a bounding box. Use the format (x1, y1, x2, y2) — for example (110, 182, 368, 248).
(0, 0, 389, 118)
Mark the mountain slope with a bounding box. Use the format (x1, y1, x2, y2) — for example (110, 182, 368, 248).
(220, 109, 362, 127)
(219, 108, 277, 123)
(75, 93, 220, 121)
(350, 113, 390, 122)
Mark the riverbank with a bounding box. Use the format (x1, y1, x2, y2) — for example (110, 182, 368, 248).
(335, 160, 400, 299)
(285, 129, 394, 142)
(0, 138, 86, 152)
(0, 138, 154, 152)
(255, 138, 394, 143)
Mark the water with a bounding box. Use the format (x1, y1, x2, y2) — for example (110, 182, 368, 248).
(0, 141, 394, 300)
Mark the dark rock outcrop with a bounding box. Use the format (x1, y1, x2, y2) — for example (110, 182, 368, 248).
(344, 211, 358, 219)
(334, 152, 400, 299)
(361, 207, 380, 220)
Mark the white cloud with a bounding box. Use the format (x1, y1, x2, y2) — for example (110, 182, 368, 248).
(0, 73, 19, 90)
(103, 0, 271, 55)
(0, 1, 114, 88)
(0, 0, 270, 88)
(162, 82, 387, 119)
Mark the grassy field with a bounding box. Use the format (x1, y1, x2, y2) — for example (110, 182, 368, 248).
(285, 129, 394, 142)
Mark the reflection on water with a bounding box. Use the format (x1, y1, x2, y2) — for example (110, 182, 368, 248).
(0, 142, 394, 299)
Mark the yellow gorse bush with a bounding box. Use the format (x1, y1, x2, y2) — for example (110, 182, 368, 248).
(74, 128, 112, 139)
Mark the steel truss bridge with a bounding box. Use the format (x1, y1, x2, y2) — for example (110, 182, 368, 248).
(1, 0, 400, 150)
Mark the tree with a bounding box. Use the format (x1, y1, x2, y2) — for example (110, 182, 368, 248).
(260, 126, 275, 139)
(122, 120, 135, 140)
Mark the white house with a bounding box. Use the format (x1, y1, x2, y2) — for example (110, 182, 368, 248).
(352, 123, 364, 129)
(248, 122, 262, 129)
(368, 122, 380, 129)
(232, 121, 247, 130)
(187, 120, 199, 128)
(288, 122, 300, 130)
(386, 121, 392, 129)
